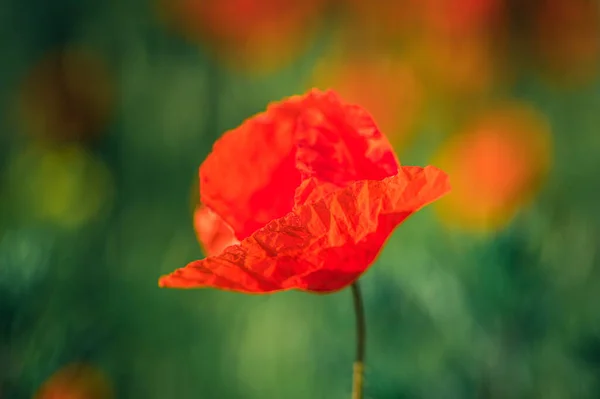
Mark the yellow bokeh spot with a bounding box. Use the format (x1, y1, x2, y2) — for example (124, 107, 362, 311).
(9, 144, 114, 229)
(433, 103, 552, 232)
(34, 363, 113, 399)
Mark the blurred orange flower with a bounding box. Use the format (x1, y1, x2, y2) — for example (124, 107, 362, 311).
(343, 0, 501, 42)
(16, 49, 113, 143)
(413, 34, 503, 100)
(162, 0, 326, 73)
(533, 0, 600, 84)
(342, 0, 419, 43)
(433, 104, 552, 231)
(159, 89, 450, 293)
(310, 53, 423, 151)
(420, 0, 502, 36)
(35, 363, 113, 399)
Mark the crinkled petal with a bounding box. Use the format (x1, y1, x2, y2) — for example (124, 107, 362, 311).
(199, 89, 400, 241)
(159, 165, 450, 293)
(292, 90, 399, 186)
(194, 205, 240, 257)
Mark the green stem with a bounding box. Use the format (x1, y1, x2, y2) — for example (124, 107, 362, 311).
(351, 282, 366, 399)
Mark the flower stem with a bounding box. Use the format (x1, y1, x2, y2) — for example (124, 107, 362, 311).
(351, 282, 366, 399)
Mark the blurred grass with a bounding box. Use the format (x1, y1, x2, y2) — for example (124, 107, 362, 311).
(2, 0, 600, 398)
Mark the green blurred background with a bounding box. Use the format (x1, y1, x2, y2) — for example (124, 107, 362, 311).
(2, 0, 600, 398)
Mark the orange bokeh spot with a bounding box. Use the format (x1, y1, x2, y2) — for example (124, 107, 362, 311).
(310, 53, 423, 151)
(161, 0, 326, 73)
(533, 0, 600, 84)
(434, 104, 552, 231)
(17, 49, 113, 143)
(413, 34, 503, 99)
(405, 0, 508, 100)
(343, 0, 419, 43)
(420, 0, 503, 36)
(34, 363, 113, 399)
(343, 0, 501, 42)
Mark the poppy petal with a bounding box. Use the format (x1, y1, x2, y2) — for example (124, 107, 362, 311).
(199, 89, 399, 240)
(199, 111, 301, 241)
(289, 90, 399, 184)
(159, 165, 450, 293)
(292, 91, 400, 204)
(194, 205, 240, 257)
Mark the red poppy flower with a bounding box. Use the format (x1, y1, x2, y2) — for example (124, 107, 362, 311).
(159, 89, 450, 294)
